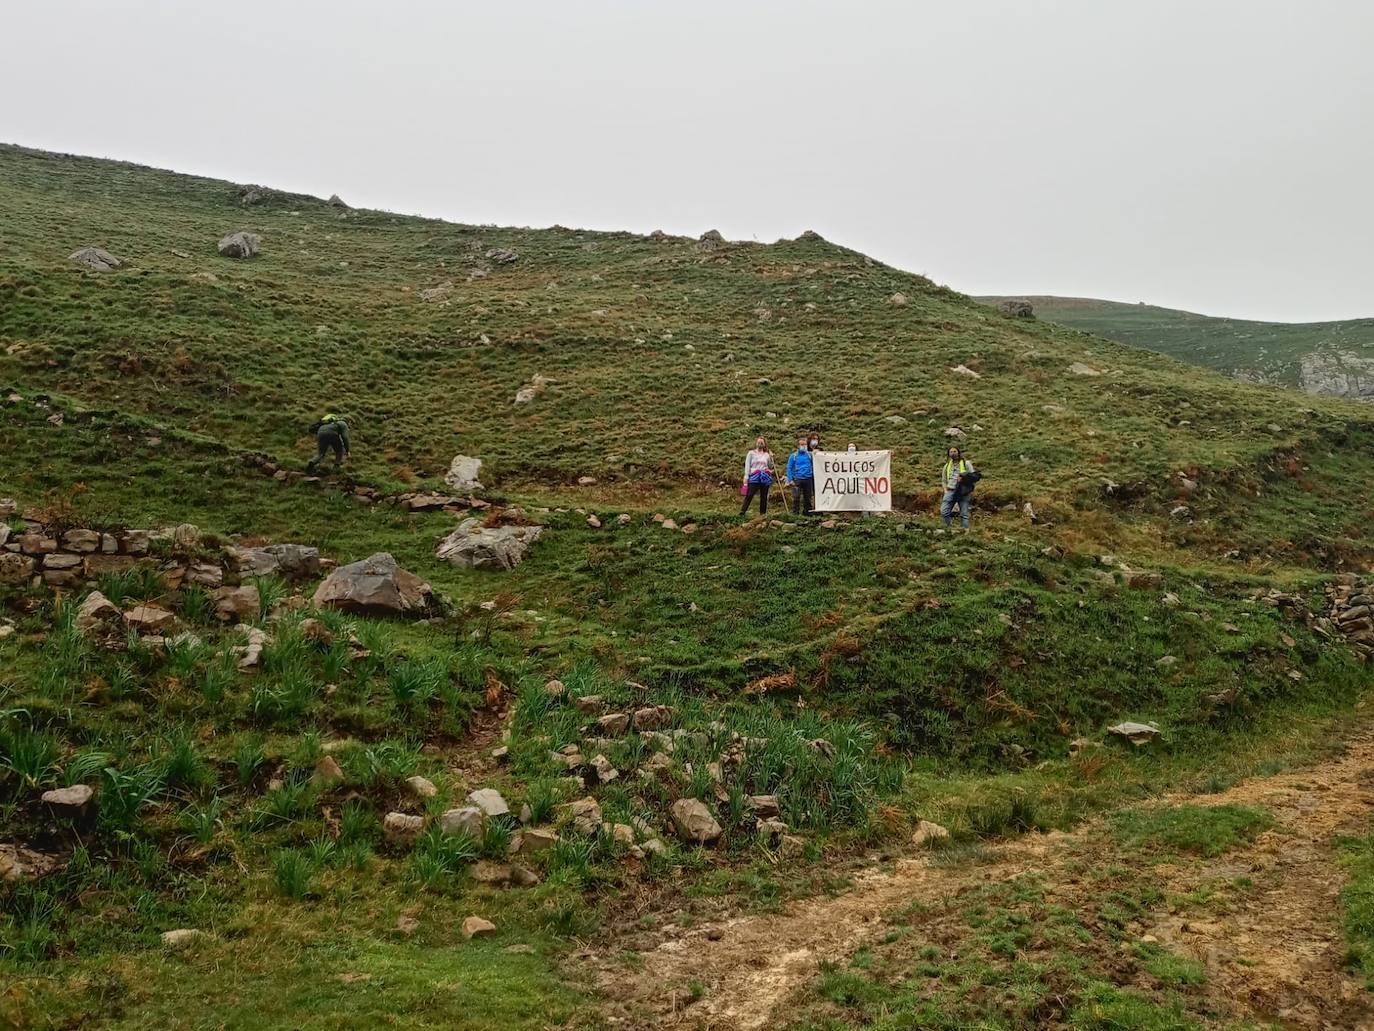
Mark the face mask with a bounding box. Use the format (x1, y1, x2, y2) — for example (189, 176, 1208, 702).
(809, 439, 818, 447)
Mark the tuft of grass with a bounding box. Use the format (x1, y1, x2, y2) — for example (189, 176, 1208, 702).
(1133, 941, 1206, 987)
(271, 849, 317, 899)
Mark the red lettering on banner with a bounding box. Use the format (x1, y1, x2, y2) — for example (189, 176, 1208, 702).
(864, 477, 890, 494)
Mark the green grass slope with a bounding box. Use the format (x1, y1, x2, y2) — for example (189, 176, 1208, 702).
(2, 144, 1372, 520)
(982, 295, 1374, 402)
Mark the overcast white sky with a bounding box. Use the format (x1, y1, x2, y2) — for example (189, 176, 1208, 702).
(5, 0, 1371, 321)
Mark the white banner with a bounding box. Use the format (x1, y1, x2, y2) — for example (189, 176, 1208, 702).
(814, 450, 892, 512)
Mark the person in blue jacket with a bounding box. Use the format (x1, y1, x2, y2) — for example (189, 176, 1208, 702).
(785, 434, 816, 515)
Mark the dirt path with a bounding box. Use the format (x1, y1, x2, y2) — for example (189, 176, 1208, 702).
(597, 728, 1374, 1029)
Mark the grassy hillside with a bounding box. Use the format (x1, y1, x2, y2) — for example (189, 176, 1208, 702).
(3, 145, 1374, 1028)
(982, 295, 1374, 402)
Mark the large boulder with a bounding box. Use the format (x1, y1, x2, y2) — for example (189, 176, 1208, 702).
(436, 519, 542, 571)
(69, 247, 122, 271)
(311, 553, 433, 616)
(231, 544, 320, 580)
(217, 232, 260, 259)
(444, 455, 484, 492)
(998, 298, 1034, 318)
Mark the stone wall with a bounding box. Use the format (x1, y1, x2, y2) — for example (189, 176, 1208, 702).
(1328, 574, 1374, 662)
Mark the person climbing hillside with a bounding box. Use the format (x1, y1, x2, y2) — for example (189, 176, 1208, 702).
(785, 435, 815, 515)
(740, 437, 776, 516)
(305, 413, 351, 472)
(940, 446, 979, 529)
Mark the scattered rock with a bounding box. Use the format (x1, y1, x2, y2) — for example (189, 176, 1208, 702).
(461, 915, 496, 940)
(745, 795, 780, 819)
(485, 248, 518, 264)
(889, 292, 907, 306)
(697, 229, 725, 251)
(467, 788, 510, 818)
(596, 712, 630, 735)
(561, 796, 603, 837)
(633, 704, 672, 730)
(312, 756, 344, 785)
(436, 519, 543, 571)
(573, 695, 604, 714)
(383, 811, 425, 843)
(217, 231, 260, 259)
(997, 299, 1034, 318)
(161, 928, 208, 949)
(439, 807, 485, 838)
(444, 455, 484, 491)
(1068, 361, 1101, 376)
(518, 828, 558, 854)
(123, 605, 176, 634)
(312, 552, 434, 616)
(590, 754, 619, 784)
(1107, 721, 1161, 746)
(950, 364, 981, 378)
(75, 590, 120, 631)
(42, 784, 95, 820)
(669, 798, 722, 844)
(404, 776, 437, 799)
(233, 625, 269, 669)
(69, 247, 123, 271)
(911, 819, 949, 846)
(212, 585, 261, 622)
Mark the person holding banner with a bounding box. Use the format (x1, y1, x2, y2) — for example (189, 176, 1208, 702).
(740, 437, 776, 516)
(940, 446, 978, 529)
(785, 435, 816, 515)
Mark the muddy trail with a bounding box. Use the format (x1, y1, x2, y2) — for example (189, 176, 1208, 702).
(593, 728, 1374, 1030)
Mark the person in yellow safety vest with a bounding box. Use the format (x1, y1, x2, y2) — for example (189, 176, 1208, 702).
(940, 446, 976, 529)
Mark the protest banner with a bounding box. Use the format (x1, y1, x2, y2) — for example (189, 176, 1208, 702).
(814, 450, 892, 512)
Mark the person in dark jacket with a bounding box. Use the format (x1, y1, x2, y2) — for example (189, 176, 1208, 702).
(306, 413, 350, 472)
(785, 435, 816, 515)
